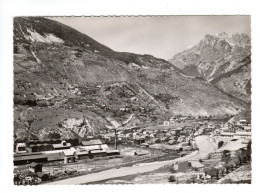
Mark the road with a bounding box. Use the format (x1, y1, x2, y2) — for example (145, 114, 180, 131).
(46, 135, 215, 185)
(192, 135, 216, 159)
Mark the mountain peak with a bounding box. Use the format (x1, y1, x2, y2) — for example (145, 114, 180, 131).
(215, 32, 229, 37)
(202, 32, 250, 48)
(169, 32, 251, 103)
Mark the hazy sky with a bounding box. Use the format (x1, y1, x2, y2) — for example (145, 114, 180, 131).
(50, 16, 250, 59)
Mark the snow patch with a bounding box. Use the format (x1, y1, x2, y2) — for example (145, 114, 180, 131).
(25, 29, 64, 44)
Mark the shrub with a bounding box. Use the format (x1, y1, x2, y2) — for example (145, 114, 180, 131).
(168, 175, 176, 182)
(221, 150, 231, 163)
(218, 141, 224, 148)
(48, 132, 61, 139)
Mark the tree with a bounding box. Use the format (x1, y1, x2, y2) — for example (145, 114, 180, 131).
(13, 132, 17, 140)
(221, 150, 231, 163)
(168, 175, 176, 182)
(48, 132, 61, 139)
(207, 167, 219, 180)
(188, 140, 191, 146)
(191, 175, 197, 183)
(235, 149, 243, 164)
(204, 168, 210, 177)
(218, 141, 224, 148)
(240, 148, 248, 163)
(246, 141, 251, 161)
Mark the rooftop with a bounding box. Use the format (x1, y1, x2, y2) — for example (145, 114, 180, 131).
(63, 149, 76, 156)
(234, 132, 251, 136)
(90, 149, 106, 154)
(14, 152, 43, 157)
(52, 143, 71, 149)
(14, 154, 47, 162)
(75, 151, 89, 155)
(106, 149, 120, 153)
(220, 132, 235, 136)
(82, 140, 102, 146)
(76, 145, 102, 151)
(17, 143, 26, 147)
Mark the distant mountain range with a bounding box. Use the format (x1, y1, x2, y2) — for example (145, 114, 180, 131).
(169, 32, 251, 103)
(13, 17, 249, 140)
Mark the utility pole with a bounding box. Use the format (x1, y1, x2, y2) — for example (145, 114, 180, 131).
(114, 129, 117, 150)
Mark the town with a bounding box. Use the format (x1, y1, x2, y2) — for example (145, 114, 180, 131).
(13, 116, 251, 185)
(12, 16, 252, 185)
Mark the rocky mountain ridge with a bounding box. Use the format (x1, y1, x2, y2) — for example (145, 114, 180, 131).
(13, 17, 249, 141)
(169, 32, 251, 103)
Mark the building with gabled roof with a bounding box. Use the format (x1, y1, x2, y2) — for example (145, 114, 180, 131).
(13, 153, 47, 165)
(81, 139, 102, 146)
(16, 143, 26, 153)
(28, 162, 42, 173)
(52, 141, 71, 150)
(75, 150, 89, 160)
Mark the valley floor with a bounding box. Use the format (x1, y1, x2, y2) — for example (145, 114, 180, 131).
(45, 135, 214, 185)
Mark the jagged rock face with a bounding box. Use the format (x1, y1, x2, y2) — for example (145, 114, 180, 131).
(13, 17, 249, 140)
(169, 33, 251, 103)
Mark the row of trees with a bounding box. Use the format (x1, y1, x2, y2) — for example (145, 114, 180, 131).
(221, 141, 251, 164)
(204, 141, 251, 181)
(175, 141, 252, 183)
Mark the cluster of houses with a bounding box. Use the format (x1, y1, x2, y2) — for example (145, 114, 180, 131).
(102, 125, 199, 152)
(14, 139, 119, 166)
(163, 116, 225, 135)
(100, 117, 231, 152)
(105, 117, 252, 153)
(212, 119, 251, 140)
(163, 116, 191, 126)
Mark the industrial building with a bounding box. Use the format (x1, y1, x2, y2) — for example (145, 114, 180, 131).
(13, 152, 48, 165)
(13, 139, 120, 165)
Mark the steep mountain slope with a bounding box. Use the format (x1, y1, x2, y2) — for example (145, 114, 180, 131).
(169, 32, 251, 103)
(13, 17, 248, 141)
